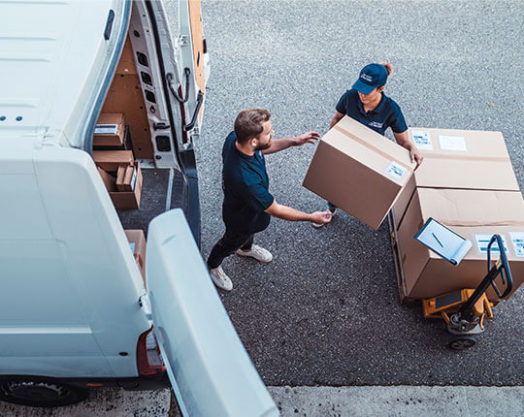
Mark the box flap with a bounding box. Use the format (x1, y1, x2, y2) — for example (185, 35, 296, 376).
(418, 188, 524, 225)
(409, 127, 519, 191)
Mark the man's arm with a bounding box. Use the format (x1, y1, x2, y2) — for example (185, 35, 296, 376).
(329, 111, 345, 129)
(265, 200, 331, 225)
(262, 131, 320, 155)
(393, 130, 424, 167)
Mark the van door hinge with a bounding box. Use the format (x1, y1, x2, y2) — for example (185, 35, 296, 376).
(139, 295, 152, 320)
(177, 35, 189, 47)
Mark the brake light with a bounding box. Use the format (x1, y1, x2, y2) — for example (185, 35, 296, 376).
(136, 327, 165, 376)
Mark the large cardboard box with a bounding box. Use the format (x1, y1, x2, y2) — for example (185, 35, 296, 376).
(303, 116, 416, 229)
(125, 229, 146, 282)
(393, 127, 520, 228)
(93, 113, 126, 147)
(397, 188, 524, 301)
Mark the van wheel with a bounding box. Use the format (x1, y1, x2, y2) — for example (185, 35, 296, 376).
(0, 378, 88, 407)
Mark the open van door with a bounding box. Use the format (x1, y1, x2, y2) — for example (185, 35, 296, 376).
(146, 210, 279, 417)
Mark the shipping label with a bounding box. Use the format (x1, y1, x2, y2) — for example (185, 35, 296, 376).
(510, 232, 524, 258)
(385, 162, 407, 182)
(439, 135, 467, 152)
(95, 124, 119, 135)
(412, 130, 433, 150)
(475, 234, 509, 254)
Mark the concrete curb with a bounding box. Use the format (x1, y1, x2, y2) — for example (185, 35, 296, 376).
(269, 386, 524, 417)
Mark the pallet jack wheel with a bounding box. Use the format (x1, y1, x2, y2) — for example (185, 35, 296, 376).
(448, 335, 476, 350)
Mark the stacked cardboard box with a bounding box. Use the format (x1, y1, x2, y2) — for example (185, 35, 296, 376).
(396, 188, 524, 302)
(303, 116, 416, 229)
(303, 119, 523, 302)
(391, 127, 524, 302)
(393, 128, 520, 227)
(94, 150, 143, 209)
(93, 113, 126, 147)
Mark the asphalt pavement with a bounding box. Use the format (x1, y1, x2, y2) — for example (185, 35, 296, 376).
(198, 0, 524, 386)
(1, 1, 522, 416)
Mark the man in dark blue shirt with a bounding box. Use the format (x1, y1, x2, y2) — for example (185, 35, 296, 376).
(207, 108, 332, 291)
(314, 63, 423, 226)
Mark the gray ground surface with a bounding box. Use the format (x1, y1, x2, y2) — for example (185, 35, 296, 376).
(197, 0, 524, 386)
(1, 1, 522, 416)
(2, 386, 523, 417)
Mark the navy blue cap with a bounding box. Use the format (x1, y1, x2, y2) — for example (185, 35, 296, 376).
(352, 64, 388, 95)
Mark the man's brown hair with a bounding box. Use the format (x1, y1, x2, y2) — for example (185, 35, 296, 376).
(234, 108, 271, 144)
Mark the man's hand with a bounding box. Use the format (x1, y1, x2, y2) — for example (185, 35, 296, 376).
(292, 131, 320, 146)
(410, 148, 424, 168)
(310, 210, 332, 225)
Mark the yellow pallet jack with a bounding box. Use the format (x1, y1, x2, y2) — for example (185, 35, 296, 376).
(422, 235, 513, 350)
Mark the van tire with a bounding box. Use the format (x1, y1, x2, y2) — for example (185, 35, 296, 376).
(0, 378, 88, 407)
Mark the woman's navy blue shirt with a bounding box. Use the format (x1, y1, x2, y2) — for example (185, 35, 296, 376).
(336, 89, 407, 135)
(221, 132, 274, 233)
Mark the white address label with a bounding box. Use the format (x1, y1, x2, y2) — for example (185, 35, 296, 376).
(510, 232, 524, 258)
(475, 234, 509, 254)
(385, 162, 407, 182)
(412, 130, 433, 150)
(439, 135, 467, 152)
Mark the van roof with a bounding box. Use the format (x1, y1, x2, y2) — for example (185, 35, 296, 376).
(0, 0, 127, 146)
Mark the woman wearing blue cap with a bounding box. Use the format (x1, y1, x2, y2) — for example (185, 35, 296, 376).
(315, 62, 424, 224)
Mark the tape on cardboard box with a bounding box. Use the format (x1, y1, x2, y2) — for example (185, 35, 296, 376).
(334, 124, 412, 173)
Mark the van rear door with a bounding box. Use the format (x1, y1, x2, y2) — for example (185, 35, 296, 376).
(146, 209, 279, 417)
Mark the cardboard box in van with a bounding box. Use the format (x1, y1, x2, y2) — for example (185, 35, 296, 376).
(93, 150, 134, 171)
(93, 113, 126, 147)
(116, 163, 136, 192)
(125, 229, 146, 282)
(95, 151, 142, 209)
(110, 161, 142, 209)
(396, 187, 524, 302)
(393, 128, 520, 228)
(303, 116, 416, 229)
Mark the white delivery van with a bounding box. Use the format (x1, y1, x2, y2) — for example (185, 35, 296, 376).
(0, 1, 279, 416)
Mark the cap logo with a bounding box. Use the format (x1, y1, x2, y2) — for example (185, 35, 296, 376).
(360, 73, 373, 82)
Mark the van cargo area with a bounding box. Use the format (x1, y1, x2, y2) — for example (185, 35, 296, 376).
(92, 26, 197, 241)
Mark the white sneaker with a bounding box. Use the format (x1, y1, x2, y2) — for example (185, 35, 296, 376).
(235, 244, 273, 263)
(209, 266, 233, 291)
(312, 208, 336, 228)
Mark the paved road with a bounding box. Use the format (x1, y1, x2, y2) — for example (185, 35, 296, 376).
(2, 0, 522, 415)
(198, 0, 524, 386)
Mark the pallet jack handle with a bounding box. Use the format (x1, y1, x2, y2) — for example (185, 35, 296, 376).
(486, 235, 513, 298)
(458, 235, 513, 321)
